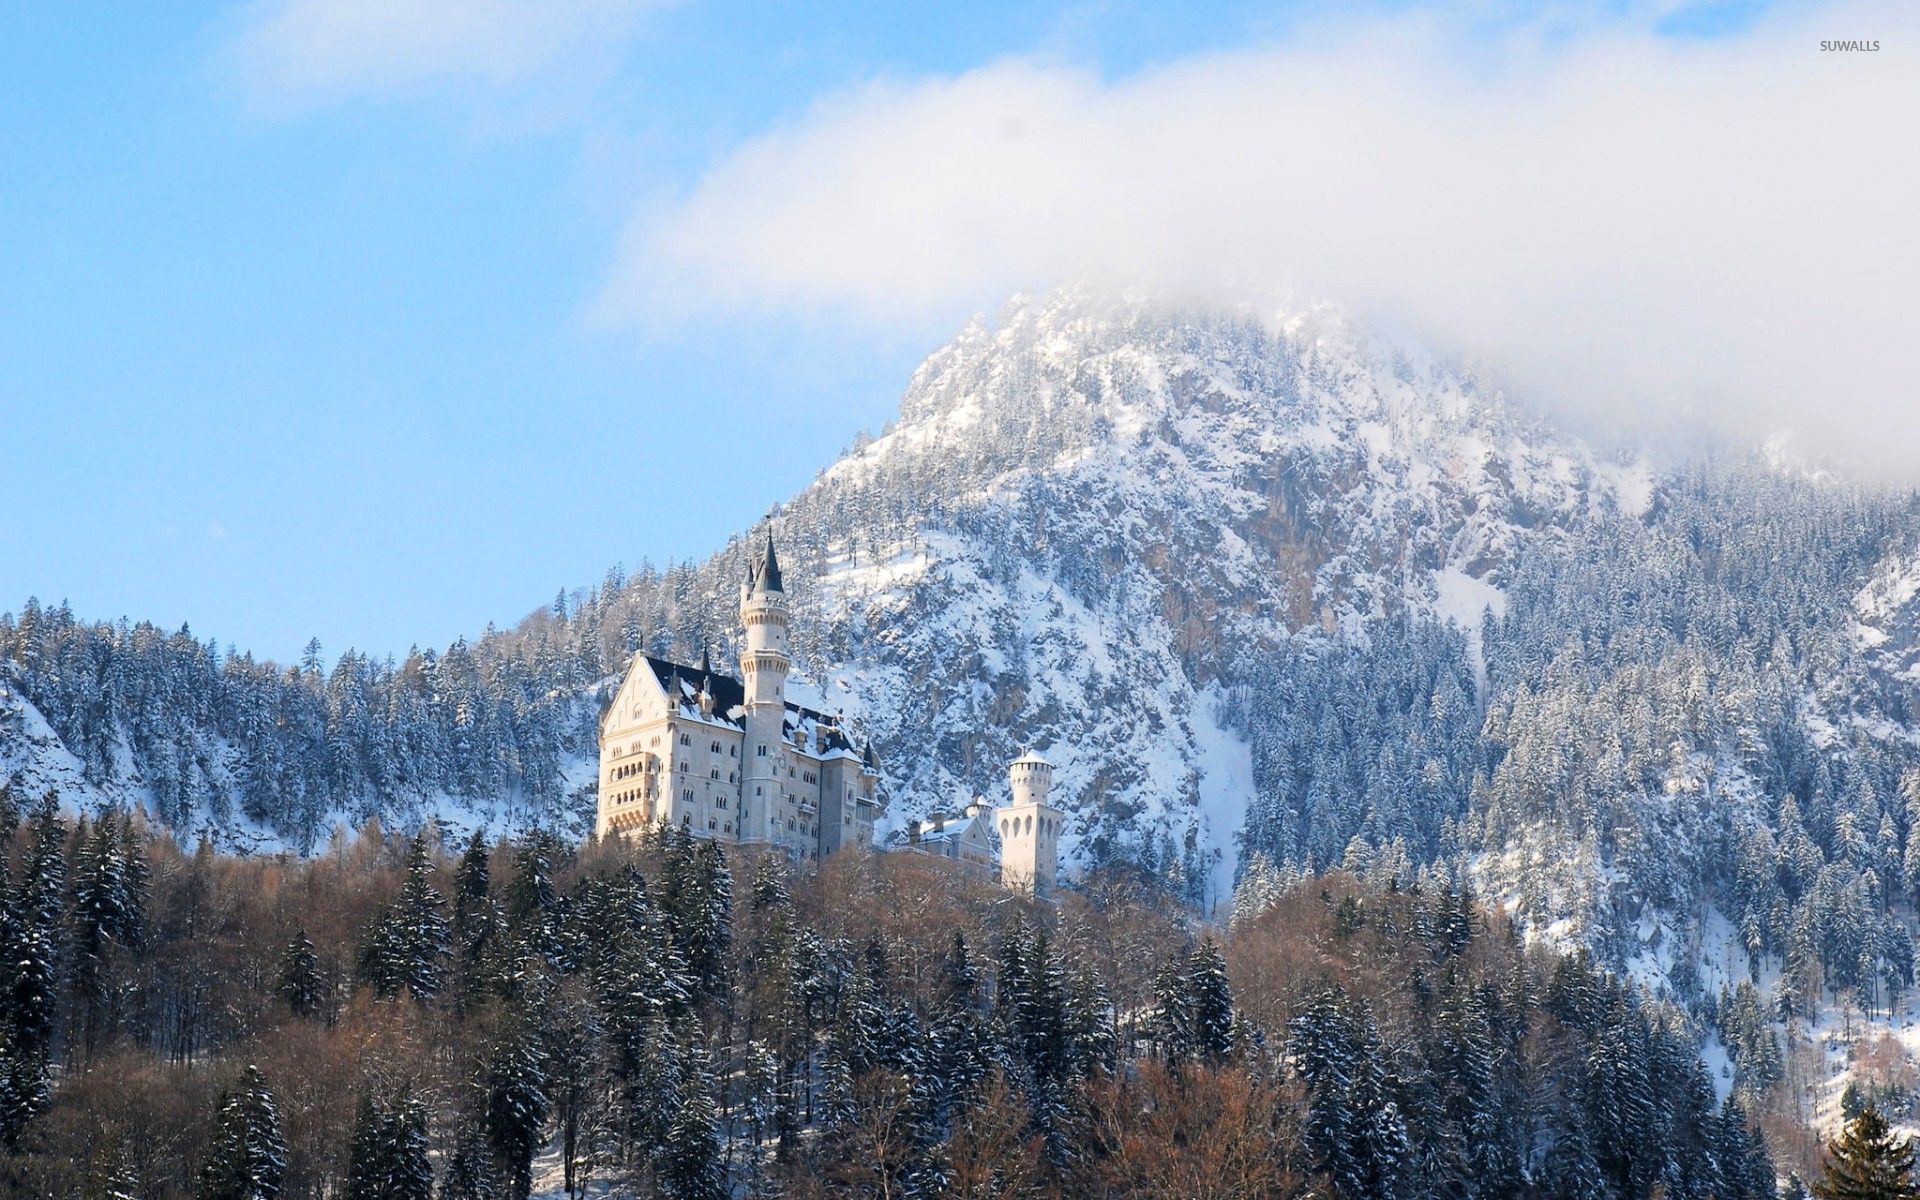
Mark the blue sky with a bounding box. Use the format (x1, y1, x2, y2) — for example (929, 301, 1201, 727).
(0, 1, 1355, 663)
(4, 0, 1901, 666)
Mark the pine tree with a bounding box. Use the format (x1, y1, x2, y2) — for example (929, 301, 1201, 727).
(1184, 938, 1234, 1062)
(116, 810, 148, 950)
(393, 831, 451, 997)
(346, 1095, 388, 1200)
(0, 797, 63, 1146)
(346, 1085, 435, 1200)
(198, 1065, 289, 1200)
(1149, 958, 1192, 1059)
(12, 796, 65, 1058)
(452, 830, 491, 949)
(437, 1122, 498, 1200)
(1289, 988, 1359, 1188)
(657, 1046, 725, 1200)
(484, 1013, 551, 1200)
(277, 931, 325, 1019)
(360, 832, 451, 1001)
(1814, 1103, 1920, 1200)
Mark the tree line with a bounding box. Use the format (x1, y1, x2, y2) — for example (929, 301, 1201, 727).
(0, 786, 1795, 1199)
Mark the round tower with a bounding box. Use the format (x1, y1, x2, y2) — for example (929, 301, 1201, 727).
(996, 749, 1064, 896)
(738, 534, 789, 846)
(1009, 750, 1052, 808)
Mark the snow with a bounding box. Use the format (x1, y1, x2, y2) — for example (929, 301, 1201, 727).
(1191, 688, 1255, 912)
(1430, 566, 1506, 696)
(1597, 460, 1657, 519)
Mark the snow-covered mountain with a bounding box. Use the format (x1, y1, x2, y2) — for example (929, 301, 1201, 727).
(758, 291, 1658, 899)
(9, 290, 1920, 1022)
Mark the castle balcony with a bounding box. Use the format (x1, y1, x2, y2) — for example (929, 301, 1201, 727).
(797, 797, 817, 817)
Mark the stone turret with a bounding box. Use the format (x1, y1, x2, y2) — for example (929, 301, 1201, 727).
(738, 534, 790, 846)
(995, 750, 1063, 896)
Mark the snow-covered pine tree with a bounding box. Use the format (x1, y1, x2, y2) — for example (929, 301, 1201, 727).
(276, 931, 324, 1019)
(1183, 938, 1233, 1062)
(657, 1043, 725, 1200)
(197, 1065, 288, 1200)
(483, 1010, 551, 1200)
(436, 1122, 498, 1200)
(1813, 1103, 1920, 1200)
(344, 1085, 433, 1200)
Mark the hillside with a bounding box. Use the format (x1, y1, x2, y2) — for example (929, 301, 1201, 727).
(9, 291, 1920, 1022)
(0, 809, 1786, 1198)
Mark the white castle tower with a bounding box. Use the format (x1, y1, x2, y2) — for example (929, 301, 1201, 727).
(738, 535, 789, 846)
(996, 750, 1063, 895)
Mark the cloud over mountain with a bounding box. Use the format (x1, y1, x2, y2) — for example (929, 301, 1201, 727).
(623, 2, 1920, 471)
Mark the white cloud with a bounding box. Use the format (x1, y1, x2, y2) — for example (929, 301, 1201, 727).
(226, 0, 657, 108)
(619, 2, 1920, 473)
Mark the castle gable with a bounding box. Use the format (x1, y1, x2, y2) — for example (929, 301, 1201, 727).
(601, 652, 669, 735)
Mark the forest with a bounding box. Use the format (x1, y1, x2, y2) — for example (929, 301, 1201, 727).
(0, 785, 1799, 1200)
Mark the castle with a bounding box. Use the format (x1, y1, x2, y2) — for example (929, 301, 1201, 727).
(906, 750, 1064, 896)
(597, 537, 878, 860)
(595, 535, 1062, 892)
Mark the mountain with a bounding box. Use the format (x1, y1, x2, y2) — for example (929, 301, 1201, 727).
(9, 290, 1920, 1023)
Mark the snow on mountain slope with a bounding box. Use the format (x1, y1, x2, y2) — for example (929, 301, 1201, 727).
(748, 290, 1655, 890)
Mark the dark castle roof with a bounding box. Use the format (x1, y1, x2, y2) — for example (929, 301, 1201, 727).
(639, 654, 862, 759)
(747, 534, 784, 594)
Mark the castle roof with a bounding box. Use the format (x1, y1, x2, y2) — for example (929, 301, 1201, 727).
(747, 534, 784, 594)
(638, 653, 859, 757)
(1012, 749, 1051, 768)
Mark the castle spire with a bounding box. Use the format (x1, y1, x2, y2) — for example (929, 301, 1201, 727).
(754, 532, 784, 594)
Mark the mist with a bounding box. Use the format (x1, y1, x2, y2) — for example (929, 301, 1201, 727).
(616, 2, 1920, 475)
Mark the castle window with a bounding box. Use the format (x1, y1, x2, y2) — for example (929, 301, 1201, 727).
(787, 819, 795, 830)
(731, 745, 737, 757)
(709, 819, 717, 830)
(680, 734, 691, 746)
(756, 786, 763, 796)
(724, 823, 732, 834)
(757, 745, 767, 757)
(716, 797, 727, 809)
(680, 761, 687, 772)
(682, 788, 693, 802)
(710, 740, 721, 753)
